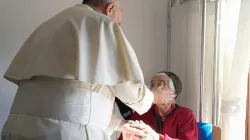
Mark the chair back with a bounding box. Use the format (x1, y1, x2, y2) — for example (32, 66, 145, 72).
(197, 122, 213, 140)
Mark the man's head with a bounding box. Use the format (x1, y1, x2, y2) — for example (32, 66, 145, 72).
(82, 0, 123, 25)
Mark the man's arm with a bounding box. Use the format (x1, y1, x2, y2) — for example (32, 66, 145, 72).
(106, 111, 147, 138)
(108, 81, 154, 115)
(106, 82, 153, 135)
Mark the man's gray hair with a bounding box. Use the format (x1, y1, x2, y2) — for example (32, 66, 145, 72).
(82, 0, 115, 8)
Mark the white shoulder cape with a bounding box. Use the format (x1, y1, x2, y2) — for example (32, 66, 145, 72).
(4, 4, 144, 85)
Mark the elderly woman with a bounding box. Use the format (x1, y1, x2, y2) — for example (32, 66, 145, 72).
(119, 71, 198, 140)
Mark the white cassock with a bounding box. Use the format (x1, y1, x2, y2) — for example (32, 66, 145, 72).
(1, 4, 154, 140)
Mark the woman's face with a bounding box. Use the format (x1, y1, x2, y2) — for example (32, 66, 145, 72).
(150, 73, 176, 105)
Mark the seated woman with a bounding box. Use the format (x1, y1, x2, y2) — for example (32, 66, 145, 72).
(119, 71, 198, 140)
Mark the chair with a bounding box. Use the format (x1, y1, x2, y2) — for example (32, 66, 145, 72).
(197, 122, 213, 140)
(197, 122, 221, 140)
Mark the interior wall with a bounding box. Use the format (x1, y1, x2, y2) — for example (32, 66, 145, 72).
(0, 0, 168, 139)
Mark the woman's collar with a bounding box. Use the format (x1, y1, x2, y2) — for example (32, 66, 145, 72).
(154, 104, 176, 116)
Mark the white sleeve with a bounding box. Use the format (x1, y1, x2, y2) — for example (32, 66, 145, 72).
(109, 81, 154, 115)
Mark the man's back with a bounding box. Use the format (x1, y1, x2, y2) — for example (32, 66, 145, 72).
(30, 4, 114, 42)
(4, 4, 137, 86)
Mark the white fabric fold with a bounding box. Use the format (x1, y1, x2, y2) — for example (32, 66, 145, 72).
(4, 4, 144, 86)
(109, 81, 154, 115)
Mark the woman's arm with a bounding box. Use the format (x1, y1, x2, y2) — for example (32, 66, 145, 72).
(119, 110, 198, 140)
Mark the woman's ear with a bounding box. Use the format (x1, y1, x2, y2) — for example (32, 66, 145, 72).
(174, 94, 177, 99)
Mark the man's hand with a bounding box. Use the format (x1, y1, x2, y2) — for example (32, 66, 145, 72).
(129, 120, 160, 140)
(118, 120, 147, 139)
(123, 133, 142, 140)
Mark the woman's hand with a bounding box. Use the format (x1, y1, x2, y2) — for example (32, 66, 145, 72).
(129, 120, 160, 140)
(151, 82, 164, 92)
(119, 120, 147, 139)
(123, 133, 142, 140)
(151, 82, 165, 104)
(151, 81, 176, 105)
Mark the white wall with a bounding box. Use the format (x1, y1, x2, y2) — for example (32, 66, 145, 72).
(0, 0, 168, 139)
(120, 0, 168, 84)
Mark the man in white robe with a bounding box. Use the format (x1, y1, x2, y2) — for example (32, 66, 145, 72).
(1, 0, 154, 140)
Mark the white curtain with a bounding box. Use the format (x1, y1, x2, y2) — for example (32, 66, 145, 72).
(170, 1, 202, 118)
(218, 0, 250, 139)
(170, 1, 216, 122)
(169, 0, 250, 139)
